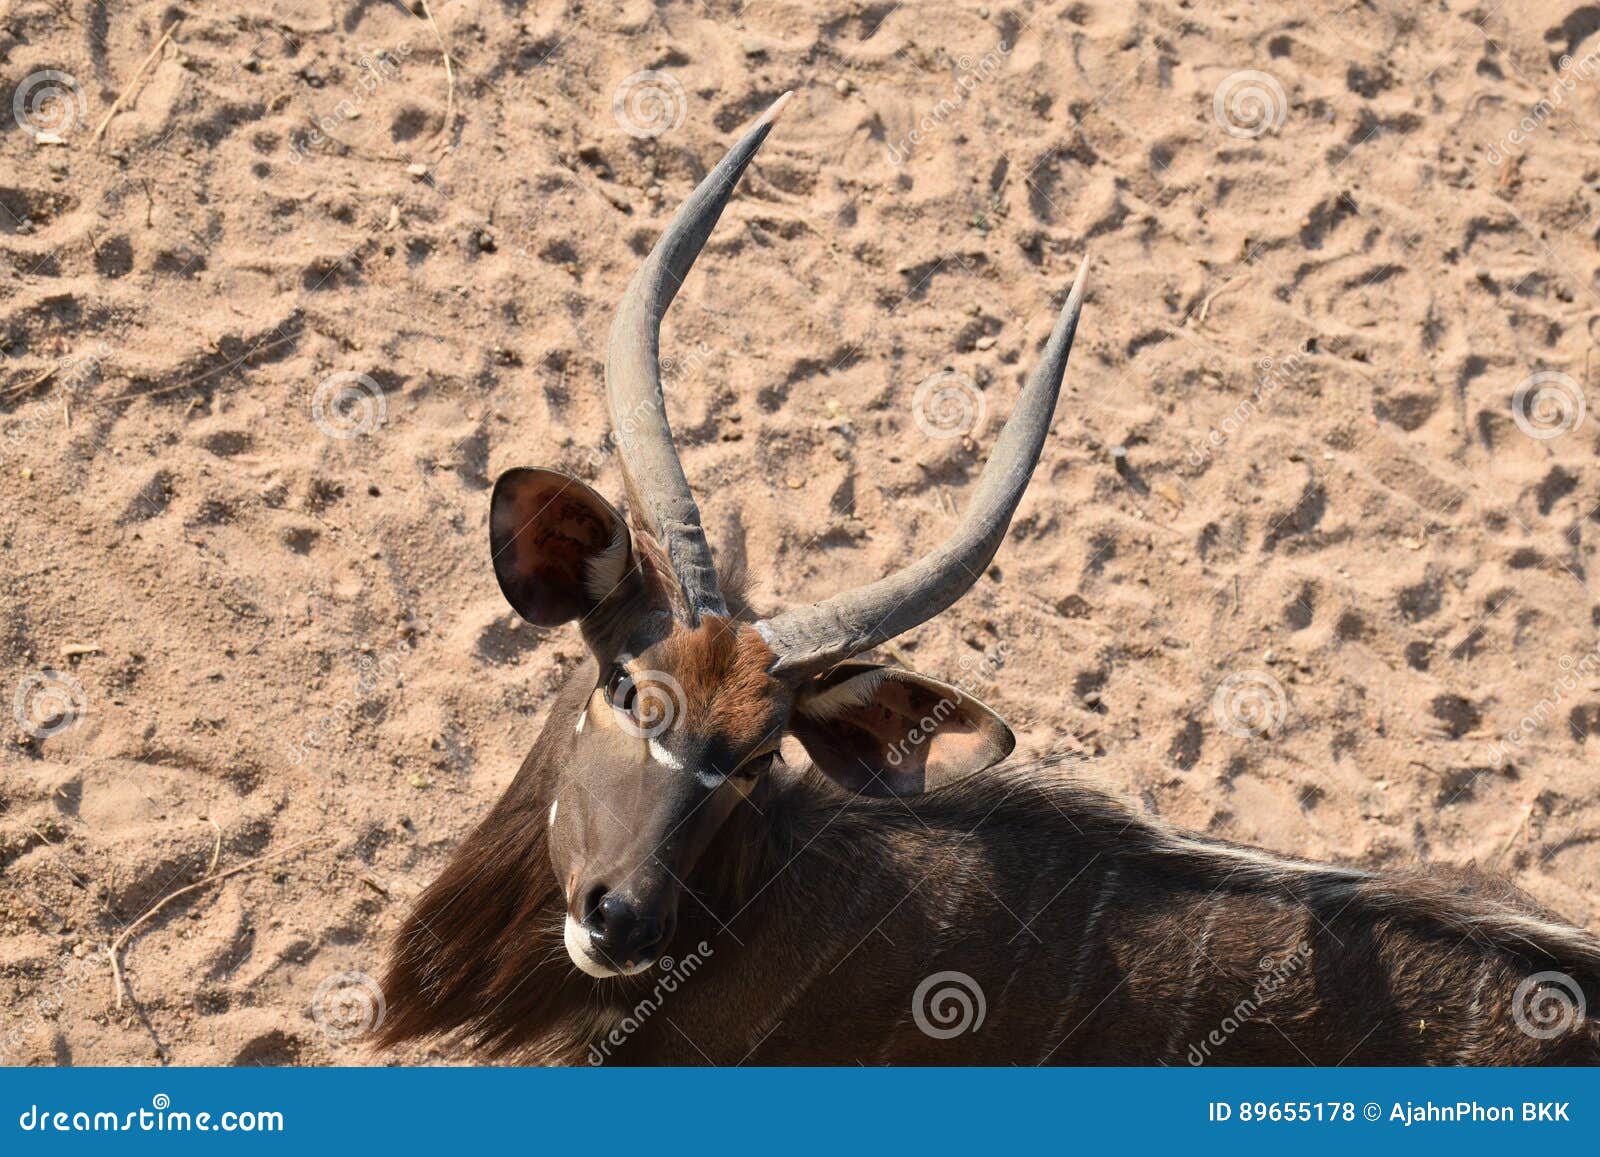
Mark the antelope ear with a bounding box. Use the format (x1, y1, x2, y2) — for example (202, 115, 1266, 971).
(789, 662, 1014, 796)
(489, 468, 638, 627)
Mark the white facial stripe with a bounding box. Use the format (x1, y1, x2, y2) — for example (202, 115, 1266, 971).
(648, 737, 684, 770)
(575, 708, 587, 734)
(548, 800, 558, 828)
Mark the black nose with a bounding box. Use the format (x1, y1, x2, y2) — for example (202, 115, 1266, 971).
(582, 889, 666, 967)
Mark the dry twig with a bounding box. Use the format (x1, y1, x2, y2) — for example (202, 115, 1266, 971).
(93, 20, 181, 146)
(416, 0, 457, 155)
(110, 834, 327, 1008)
(1196, 271, 1253, 327)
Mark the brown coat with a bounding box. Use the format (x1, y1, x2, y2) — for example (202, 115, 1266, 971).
(382, 718, 1600, 1066)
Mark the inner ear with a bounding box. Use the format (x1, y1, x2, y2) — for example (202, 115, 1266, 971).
(789, 662, 1015, 796)
(489, 468, 637, 627)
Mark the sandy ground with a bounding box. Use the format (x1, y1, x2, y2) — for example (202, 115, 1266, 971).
(2, 0, 1598, 1066)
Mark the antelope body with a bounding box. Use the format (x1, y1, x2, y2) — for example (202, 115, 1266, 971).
(382, 95, 1600, 1065)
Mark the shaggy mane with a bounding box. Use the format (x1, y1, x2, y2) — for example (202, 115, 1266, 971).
(381, 752, 1600, 1060)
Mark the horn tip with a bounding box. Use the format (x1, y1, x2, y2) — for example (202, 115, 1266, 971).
(760, 91, 795, 126)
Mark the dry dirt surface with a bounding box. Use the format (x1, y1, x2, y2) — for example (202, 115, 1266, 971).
(3, 0, 1599, 1066)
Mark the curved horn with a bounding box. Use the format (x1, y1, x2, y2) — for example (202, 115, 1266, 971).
(755, 256, 1089, 680)
(606, 91, 793, 620)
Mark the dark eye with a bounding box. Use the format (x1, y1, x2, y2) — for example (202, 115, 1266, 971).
(731, 750, 779, 780)
(605, 665, 636, 717)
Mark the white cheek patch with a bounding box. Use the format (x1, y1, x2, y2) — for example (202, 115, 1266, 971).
(575, 708, 587, 734)
(694, 768, 723, 790)
(648, 737, 683, 771)
(548, 800, 558, 828)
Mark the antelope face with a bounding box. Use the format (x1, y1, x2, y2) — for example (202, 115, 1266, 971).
(489, 467, 793, 977)
(560, 639, 790, 975)
(481, 92, 1083, 980)
(489, 468, 1016, 979)
(550, 626, 787, 977)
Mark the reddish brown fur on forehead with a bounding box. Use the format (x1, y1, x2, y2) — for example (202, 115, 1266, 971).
(647, 617, 786, 752)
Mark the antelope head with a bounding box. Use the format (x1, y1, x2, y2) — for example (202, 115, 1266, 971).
(490, 93, 1087, 979)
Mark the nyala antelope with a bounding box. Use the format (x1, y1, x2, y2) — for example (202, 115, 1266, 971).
(383, 95, 1600, 1065)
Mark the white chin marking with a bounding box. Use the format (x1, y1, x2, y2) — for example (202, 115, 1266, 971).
(563, 916, 654, 978)
(564, 916, 619, 977)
